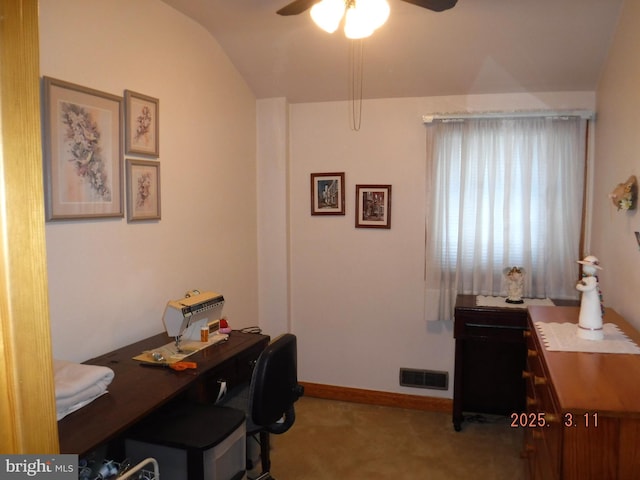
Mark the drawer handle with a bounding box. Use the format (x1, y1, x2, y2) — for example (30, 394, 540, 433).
(527, 349, 538, 358)
(534, 376, 547, 386)
(522, 371, 547, 385)
(523, 330, 532, 338)
(526, 396, 537, 407)
(545, 413, 560, 424)
(465, 323, 526, 330)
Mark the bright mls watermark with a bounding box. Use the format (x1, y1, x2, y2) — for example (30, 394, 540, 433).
(0, 455, 77, 479)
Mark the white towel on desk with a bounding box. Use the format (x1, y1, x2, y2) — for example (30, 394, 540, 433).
(54, 359, 115, 420)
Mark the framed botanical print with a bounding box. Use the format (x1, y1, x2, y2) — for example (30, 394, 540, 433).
(126, 159, 161, 221)
(355, 184, 392, 229)
(42, 76, 124, 220)
(125, 90, 159, 157)
(310, 172, 345, 215)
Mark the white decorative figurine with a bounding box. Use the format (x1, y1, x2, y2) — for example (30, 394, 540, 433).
(576, 255, 604, 341)
(504, 266, 524, 304)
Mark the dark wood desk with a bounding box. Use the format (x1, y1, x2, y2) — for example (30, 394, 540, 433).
(453, 294, 576, 431)
(57, 331, 269, 456)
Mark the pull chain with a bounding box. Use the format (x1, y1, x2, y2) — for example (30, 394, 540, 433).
(349, 39, 364, 131)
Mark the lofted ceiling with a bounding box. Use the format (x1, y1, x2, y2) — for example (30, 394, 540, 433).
(160, 0, 623, 104)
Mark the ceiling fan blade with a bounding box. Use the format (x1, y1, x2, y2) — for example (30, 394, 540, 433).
(399, 0, 457, 12)
(277, 0, 320, 16)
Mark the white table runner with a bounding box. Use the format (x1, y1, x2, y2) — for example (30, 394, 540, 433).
(476, 295, 555, 309)
(534, 321, 640, 354)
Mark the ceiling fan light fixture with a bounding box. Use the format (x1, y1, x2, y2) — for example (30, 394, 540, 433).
(310, 0, 346, 34)
(358, 0, 390, 31)
(344, 5, 374, 39)
(310, 0, 390, 39)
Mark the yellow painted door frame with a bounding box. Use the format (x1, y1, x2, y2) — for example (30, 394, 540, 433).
(0, 0, 59, 453)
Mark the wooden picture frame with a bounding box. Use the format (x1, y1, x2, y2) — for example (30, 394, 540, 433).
(310, 172, 345, 215)
(126, 159, 161, 221)
(42, 76, 124, 221)
(355, 184, 392, 229)
(125, 90, 159, 157)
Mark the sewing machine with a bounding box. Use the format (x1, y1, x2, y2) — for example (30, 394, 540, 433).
(162, 290, 225, 353)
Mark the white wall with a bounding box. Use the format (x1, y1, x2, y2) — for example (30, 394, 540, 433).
(284, 92, 596, 396)
(593, 0, 640, 329)
(40, 0, 258, 362)
(257, 98, 290, 337)
(39, 0, 614, 400)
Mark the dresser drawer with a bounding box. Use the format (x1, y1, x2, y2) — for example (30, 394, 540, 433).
(523, 328, 561, 479)
(525, 426, 559, 480)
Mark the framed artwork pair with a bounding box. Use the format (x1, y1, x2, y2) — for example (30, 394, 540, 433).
(42, 76, 161, 222)
(310, 172, 392, 229)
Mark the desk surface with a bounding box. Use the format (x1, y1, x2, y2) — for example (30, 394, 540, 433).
(57, 331, 269, 456)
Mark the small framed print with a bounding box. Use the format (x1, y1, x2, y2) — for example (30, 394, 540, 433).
(42, 76, 124, 221)
(355, 184, 392, 229)
(125, 90, 159, 156)
(126, 159, 161, 221)
(311, 172, 345, 215)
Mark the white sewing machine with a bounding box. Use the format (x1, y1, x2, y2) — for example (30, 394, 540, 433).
(162, 290, 226, 353)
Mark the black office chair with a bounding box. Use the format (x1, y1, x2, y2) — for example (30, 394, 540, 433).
(222, 333, 304, 480)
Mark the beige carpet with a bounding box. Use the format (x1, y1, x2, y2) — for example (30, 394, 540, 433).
(266, 396, 525, 480)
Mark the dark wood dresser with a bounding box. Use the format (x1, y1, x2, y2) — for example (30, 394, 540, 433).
(452, 294, 576, 431)
(523, 306, 640, 480)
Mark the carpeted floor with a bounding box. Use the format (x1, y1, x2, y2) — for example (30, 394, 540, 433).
(265, 396, 525, 480)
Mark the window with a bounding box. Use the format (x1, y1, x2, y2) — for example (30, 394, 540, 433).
(424, 116, 587, 321)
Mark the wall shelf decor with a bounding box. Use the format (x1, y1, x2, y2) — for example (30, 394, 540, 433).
(609, 175, 637, 211)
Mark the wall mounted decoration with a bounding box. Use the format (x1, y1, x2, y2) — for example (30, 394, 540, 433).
(126, 159, 161, 221)
(355, 184, 391, 229)
(310, 172, 345, 215)
(609, 175, 637, 211)
(42, 76, 124, 220)
(124, 90, 159, 157)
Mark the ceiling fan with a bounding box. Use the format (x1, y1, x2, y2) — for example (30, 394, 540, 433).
(277, 0, 458, 16)
(277, 0, 458, 130)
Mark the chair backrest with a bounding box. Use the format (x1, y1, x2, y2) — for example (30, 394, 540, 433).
(249, 333, 303, 434)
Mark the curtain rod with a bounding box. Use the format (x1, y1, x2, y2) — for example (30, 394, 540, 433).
(422, 109, 595, 123)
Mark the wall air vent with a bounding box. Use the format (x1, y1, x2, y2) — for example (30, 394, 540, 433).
(399, 368, 448, 390)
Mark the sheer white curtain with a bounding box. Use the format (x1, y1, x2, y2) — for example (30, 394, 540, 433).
(424, 116, 586, 321)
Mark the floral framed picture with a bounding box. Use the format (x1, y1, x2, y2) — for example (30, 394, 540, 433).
(355, 184, 392, 229)
(310, 172, 345, 215)
(126, 159, 161, 221)
(42, 76, 124, 221)
(124, 90, 159, 157)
